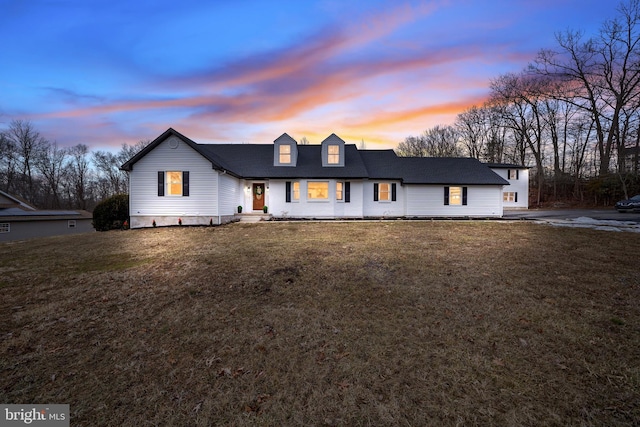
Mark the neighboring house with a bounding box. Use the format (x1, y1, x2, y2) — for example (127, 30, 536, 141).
(0, 190, 94, 243)
(485, 163, 530, 210)
(121, 128, 528, 228)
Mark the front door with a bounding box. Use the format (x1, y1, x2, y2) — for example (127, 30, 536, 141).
(252, 183, 265, 211)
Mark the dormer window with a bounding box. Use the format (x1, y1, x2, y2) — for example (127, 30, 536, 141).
(321, 134, 345, 167)
(328, 145, 340, 164)
(273, 133, 298, 167)
(279, 145, 291, 164)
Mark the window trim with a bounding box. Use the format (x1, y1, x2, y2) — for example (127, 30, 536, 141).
(0, 223, 9, 233)
(503, 191, 518, 202)
(166, 171, 183, 196)
(374, 182, 396, 202)
(279, 144, 291, 164)
(444, 186, 467, 206)
(508, 169, 519, 180)
(159, 171, 189, 197)
(286, 181, 300, 203)
(327, 144, 340, 164)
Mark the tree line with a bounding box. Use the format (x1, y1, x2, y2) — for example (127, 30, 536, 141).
(0, 120, 146, 211)
(397, 0, 640, 206)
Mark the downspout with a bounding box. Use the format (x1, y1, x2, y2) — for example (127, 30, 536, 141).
(218, 170, 226, 225)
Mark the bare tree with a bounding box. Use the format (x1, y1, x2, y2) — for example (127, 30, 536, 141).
(6, 120, 47, 203)
(532, 0, 640, 176)
(93, 150, 125, 197)
(396, 135, 429, 157)
(396, 125, 461, 157)
(67, 144, 92, 210)
(490, 73, 548, 205)
(457, 105, 487, 160)
(0, 131, 19, 194)
(34, 141, 68, 208)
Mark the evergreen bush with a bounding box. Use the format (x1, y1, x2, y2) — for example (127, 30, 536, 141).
(93, 194, 129, 231)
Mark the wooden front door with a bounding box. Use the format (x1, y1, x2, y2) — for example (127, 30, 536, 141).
(252, 183, 265, 210)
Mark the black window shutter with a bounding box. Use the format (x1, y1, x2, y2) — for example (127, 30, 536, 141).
(462, 187, 468, 205)
(515, 192, 518, 203)
(507, 169, 511, 179)
(516, 170, 519, 179)
(444, 186, 449, 205)
(182, 171, 190, 196)
(391, 183, 397, 201)
(158, 171, 164, 197)
(285, 181, 291, 203)
(345, 182, 350, 203)
(373, 183, 379, 201)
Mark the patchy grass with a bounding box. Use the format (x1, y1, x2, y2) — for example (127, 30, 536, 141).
(1, 221, 639, 426)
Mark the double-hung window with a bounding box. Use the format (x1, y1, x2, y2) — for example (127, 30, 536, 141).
(336, 182, 344, 201)
(444, 186, 467, 205)
(373, 183, 396, 202)
(286, 181, 300, 202)
(158, 171, 190, 197)
(327, 145, 340, 164)
(279, 145, 291, 164)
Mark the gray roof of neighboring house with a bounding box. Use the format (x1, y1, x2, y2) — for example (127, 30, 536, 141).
(0, 208, 92, 222)
(121, 128, 509, 186)
(0, 189, 37, 210)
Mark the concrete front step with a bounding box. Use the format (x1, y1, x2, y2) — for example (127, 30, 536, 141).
(237, 213, 272, 223)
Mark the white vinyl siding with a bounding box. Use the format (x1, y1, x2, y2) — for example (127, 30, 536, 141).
(219, 173, 243, 215)
(128, 136, 219, 220)
(406, 185, 503, 217)
(363, 181, 403, 217)
(268, 180, 363, 218)
(490, 167, 529, 209)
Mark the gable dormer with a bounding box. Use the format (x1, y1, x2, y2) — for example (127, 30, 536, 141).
(321, 134, 345, 167)
(273, 133, 298, 167)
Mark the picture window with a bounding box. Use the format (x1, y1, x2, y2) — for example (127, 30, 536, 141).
(308, 181, 329, 200)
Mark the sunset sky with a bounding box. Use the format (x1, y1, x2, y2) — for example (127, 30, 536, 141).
(0, 0, 616, 152)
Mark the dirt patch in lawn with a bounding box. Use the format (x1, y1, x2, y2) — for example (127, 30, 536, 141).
(1, 222, 639, 426)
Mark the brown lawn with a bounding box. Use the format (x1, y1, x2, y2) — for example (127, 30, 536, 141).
(1, 221, 639, 426)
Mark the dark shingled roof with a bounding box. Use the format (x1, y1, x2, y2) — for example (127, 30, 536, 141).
(396, 157, 509, 185)
(120, 128, 508, 185)
(360, 152, 509, 185)
(198, 144, 370, 179)
(485, 162, 529, 169)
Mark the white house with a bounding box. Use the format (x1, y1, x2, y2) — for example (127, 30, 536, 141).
(120, 128, 528, 228)
(485, 163, 530, 210)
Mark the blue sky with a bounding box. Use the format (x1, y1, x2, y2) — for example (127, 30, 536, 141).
(0, 0, 616, 151)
